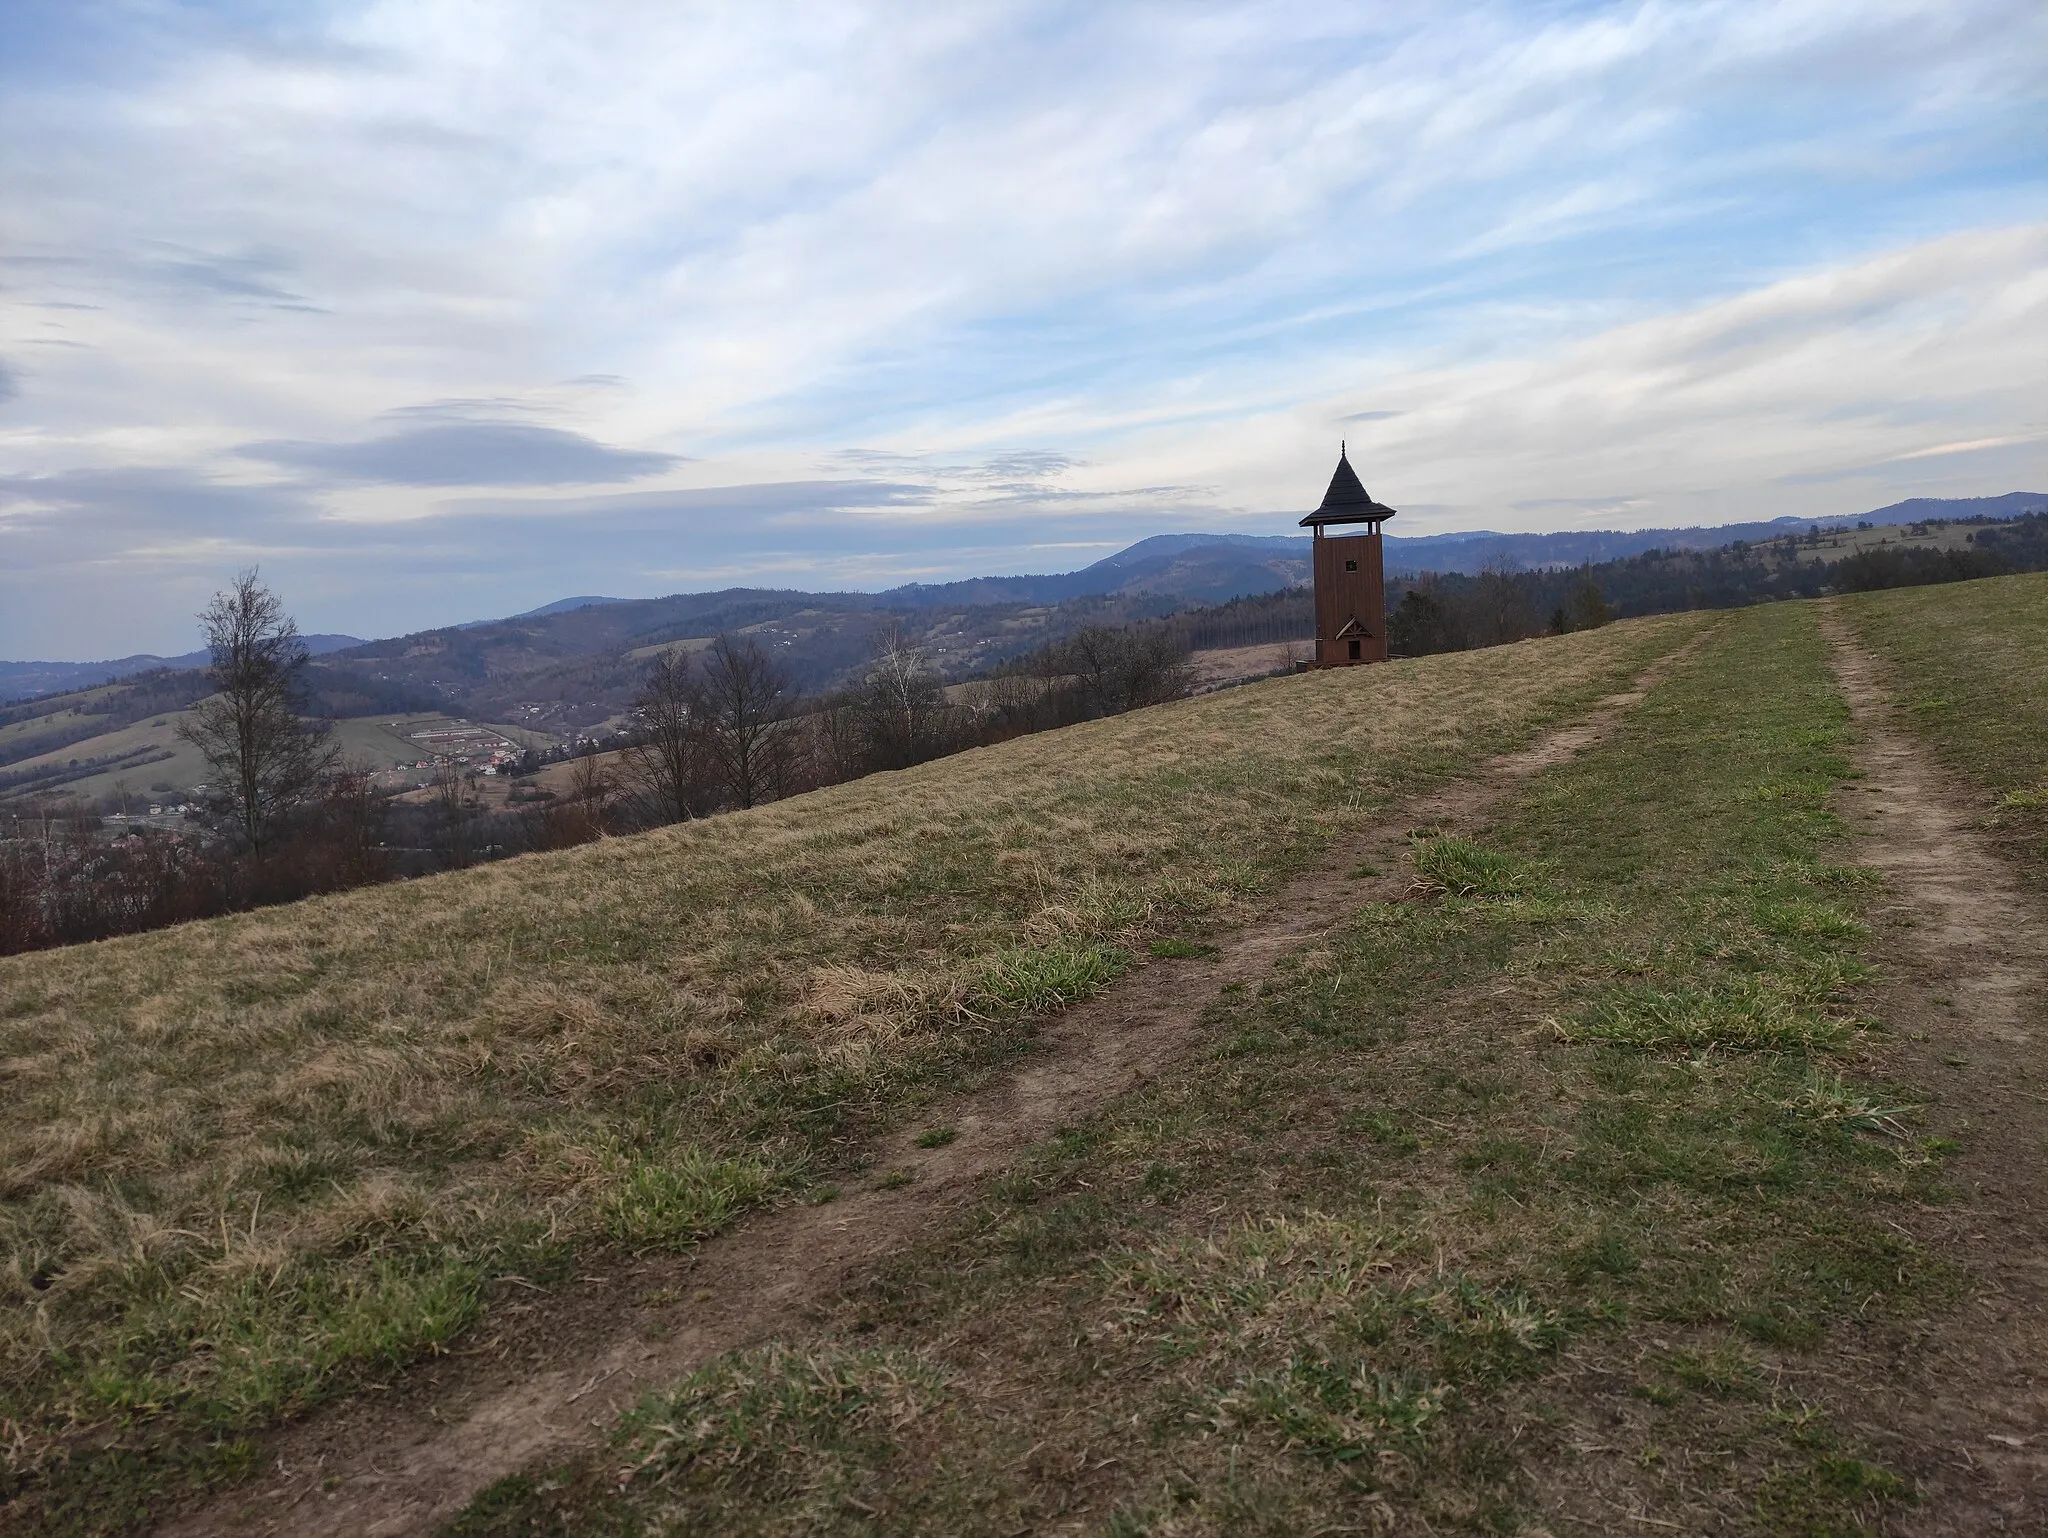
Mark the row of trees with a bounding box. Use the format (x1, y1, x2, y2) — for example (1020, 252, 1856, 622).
(612, 623, 1192, 832)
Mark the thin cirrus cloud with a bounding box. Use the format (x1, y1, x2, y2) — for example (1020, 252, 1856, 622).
(0, 0, 2044, 657)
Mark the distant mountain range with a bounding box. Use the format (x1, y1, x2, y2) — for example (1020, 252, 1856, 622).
(4, 491, 2042, 706)
(0, 635, 363, 707)
(455, 491, 2048, 616)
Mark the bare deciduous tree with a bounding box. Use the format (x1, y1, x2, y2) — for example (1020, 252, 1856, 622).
(178, 571, 336, 852)
(806, 695, 870, 786)
(1057, 625, 1193, 717)
(430, 765, 482, 867)
(569, 751, 615, 829)
(695, 635, 796, 809)
(623, 647, 707, 823)
(856, 630, 945, 771)
(1470, 562, 1541, 647)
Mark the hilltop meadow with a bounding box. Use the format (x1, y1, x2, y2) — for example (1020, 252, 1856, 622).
(2, 615, 1690, 1529)
(5, 576, 2047, 1534)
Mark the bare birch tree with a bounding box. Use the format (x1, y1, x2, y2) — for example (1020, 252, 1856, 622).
(856, 630, 945, 771)
(178, 571, 336, 852)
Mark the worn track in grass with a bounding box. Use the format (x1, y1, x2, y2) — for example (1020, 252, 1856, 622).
(1818, 612, 2048, 1532)
(163, 633, 1709, 1538)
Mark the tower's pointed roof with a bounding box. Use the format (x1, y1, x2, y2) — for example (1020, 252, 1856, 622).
(1300, 446, 1397, 527)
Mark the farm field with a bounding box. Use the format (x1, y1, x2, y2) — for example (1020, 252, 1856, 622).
(0, 711, 555, 805)
(1787, 517, 1998, 563)
(1185, 640, 1303, 690)
(0, 614, 1692, 1530)
(0, 708, 214, 804)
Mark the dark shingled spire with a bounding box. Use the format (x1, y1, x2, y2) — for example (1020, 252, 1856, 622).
(1300, 445, 1397, 528)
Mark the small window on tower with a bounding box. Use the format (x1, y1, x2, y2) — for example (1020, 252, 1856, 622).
(1345, 559, 1358, 571)
(1348, 638, 1362, 660)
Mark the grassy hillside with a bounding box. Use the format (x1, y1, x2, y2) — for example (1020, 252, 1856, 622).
(1838, 572, 2048, 882)
(0, 615, 1693, 1526)
(448, 596, 1971, 1534)
(0, 708, 211, 802)
(0, 710, 555, 805)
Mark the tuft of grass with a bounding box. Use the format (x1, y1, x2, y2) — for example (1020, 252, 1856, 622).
(1146, 937, 1218, 959)
(1226, 1359, 1451, 1459)
(1756, 1446, 1912, 1529)
(1782, 1068, 1920, 1137)
(1409, 835, 1539, 899)
(971, 942, 1128, 1014)
(484, 1342, 955, 1534)
(1662, 1343, 1762, 1398)
(1753, 896, 1866, 942)
(1561, 975, 1856, 1052)
(913, 1125, 957, 1149)
(602, 1151, 780, 1249)
(625, 1343, 945, 1479)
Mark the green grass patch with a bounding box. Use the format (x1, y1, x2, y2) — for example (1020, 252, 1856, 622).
(1409, 835, 1541, 899)
(1562, 974, 1857, 1052)
(970, 941, 1128, 1014)
(602, 1151, 781, 1249)
(620, 1344, 947, 1514)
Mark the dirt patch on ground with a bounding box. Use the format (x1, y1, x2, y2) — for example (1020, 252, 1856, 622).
(1815, 612, 2048, 1531)
(160, 637, 1707, 1538)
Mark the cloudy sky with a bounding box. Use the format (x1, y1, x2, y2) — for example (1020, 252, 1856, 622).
(2, 0, 2044, 658)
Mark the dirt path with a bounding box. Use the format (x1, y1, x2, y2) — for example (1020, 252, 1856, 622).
(164, 638, 1707, 1538)
(1817, 613, 2048, 1532)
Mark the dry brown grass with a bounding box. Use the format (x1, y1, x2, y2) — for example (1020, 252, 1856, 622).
(0, 617, 1695, 1515)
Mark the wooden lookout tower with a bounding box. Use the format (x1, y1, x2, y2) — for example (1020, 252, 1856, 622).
(1301, 445, 1396, 667)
